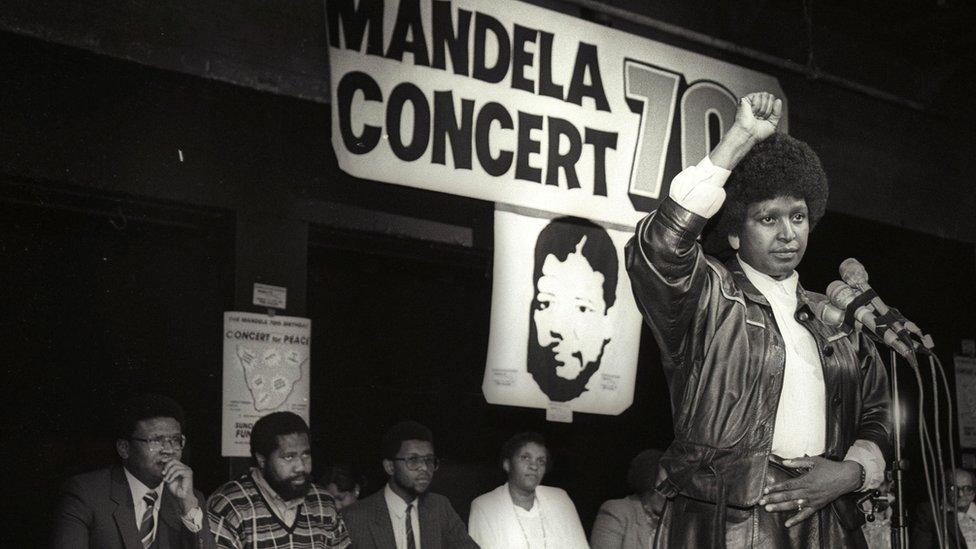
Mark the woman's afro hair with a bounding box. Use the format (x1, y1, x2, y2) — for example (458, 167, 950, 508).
(716, 132, 828, 238)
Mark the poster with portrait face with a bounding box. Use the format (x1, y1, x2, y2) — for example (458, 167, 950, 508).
(483, 207, 642, 417)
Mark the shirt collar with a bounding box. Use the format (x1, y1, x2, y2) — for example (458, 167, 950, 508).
(384, 483, 416, 518)
(737, 254, 798, 300)
(947, 501, 976, 517)
(250, 468, 305, 511)
(123, 466, 161, 506)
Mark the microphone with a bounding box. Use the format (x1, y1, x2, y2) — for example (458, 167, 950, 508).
(838, 258, 894, 316)
(810, 299, 845, 328)
(839, 258, 923, 338)
(827, 280, 914, 359)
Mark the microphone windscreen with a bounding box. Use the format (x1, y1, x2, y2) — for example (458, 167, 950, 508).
(839, 258, 869, 287)
(826, 280, 851, 303)
(828, 281, 861, 309)
(811, 299, 844, 326)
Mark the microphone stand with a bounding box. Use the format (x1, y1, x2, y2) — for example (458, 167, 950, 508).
(889, 348, 909, 549)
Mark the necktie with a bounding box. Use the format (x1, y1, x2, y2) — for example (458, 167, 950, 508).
(139, 491, 158, 549)
(405, 502, 416, 549)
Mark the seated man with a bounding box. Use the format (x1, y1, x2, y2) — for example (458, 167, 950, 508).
(342, 420, 477, 549)
(911, 468, 976, 548)
(590, 448, 664, 549)
(207, 412, 350, 548)
(468, 431, 588, 548)
(319, 464, 365, 512)
(51, 394, 215, 549)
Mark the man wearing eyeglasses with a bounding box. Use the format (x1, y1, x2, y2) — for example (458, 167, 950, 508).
(342, 420, 477, 549)
(51, 394, 215, 548)
(912, 468, 976, 548)
(207, 411, 350, 548)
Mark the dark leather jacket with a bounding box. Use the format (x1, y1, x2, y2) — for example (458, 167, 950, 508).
(625, 198, 892, 517)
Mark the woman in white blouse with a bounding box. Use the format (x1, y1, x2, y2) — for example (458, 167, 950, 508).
(468, 432, 588, 549)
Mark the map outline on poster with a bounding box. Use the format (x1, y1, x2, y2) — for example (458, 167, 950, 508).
(221, 311, 311, 457)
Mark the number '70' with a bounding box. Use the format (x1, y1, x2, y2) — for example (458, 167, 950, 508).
(624, 59, 743, 209)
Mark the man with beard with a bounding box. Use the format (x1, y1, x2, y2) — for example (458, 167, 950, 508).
(342, 421, 477, 549)
(51, 394, 215, 549)
(527, 217, 618, 402)
(207, 412, 350, 548)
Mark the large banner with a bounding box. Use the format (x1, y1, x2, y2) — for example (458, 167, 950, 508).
(221, 312, 311, 457)
(325, 0, 785, 227)
(483, 208, 643, 417)
(956, 355, 976, 448)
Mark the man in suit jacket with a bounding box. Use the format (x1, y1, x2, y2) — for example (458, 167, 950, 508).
(590, 449, 664, 549)
(51, 394, 214, 549)
(343, 420, 477, 549)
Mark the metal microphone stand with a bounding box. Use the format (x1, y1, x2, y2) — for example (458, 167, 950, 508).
(889, 348, 908, 549)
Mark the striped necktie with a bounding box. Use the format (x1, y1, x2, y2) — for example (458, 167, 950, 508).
(405, 502, 416, 549)
(139, 491, 158, 548)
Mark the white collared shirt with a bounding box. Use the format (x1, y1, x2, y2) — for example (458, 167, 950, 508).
(385, 483, 421, 549)
(124, 467, 163, 539)
(123, 466, 203, 534)
(668, 156, 886, 491)
(739, 258, 827, 459)
(958, 501, 976, 547)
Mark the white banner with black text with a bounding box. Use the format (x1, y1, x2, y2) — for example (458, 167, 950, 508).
(326, 0, 785, 227)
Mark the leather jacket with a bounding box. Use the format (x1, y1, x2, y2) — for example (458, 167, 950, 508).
(624, 198, 893, 520)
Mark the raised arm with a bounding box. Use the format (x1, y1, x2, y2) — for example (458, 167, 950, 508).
(710, 92, 781, 170)
(625, 92, 782, 361)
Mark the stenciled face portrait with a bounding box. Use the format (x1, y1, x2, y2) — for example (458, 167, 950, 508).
(257, 432, 313, 501)
(117, 416, 184, 488)
(731, 196, 810, 279)
(527, 217, 617, 402)
(503, 441, 549, 495)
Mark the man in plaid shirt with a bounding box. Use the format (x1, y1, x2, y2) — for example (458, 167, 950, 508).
(208, 412, 350, 549)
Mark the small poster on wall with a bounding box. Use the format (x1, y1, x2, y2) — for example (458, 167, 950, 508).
(956, 355, 976, 448)
(483, 207, 643, 419)
(221, 311, 311, 457)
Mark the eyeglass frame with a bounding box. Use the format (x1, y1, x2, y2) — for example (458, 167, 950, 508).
(130, 434, 187, 452)
(951, 484, 976, 494)
(392, 455, 440, 471)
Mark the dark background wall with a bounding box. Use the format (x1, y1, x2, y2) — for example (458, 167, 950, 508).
(1, 1, 974, 544)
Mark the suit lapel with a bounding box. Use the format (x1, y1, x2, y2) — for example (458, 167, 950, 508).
(157, 490, 184, 546)
(110, 466, 142, 549)
(418, 495, 437, 549)
(368, 492, 398, 549)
